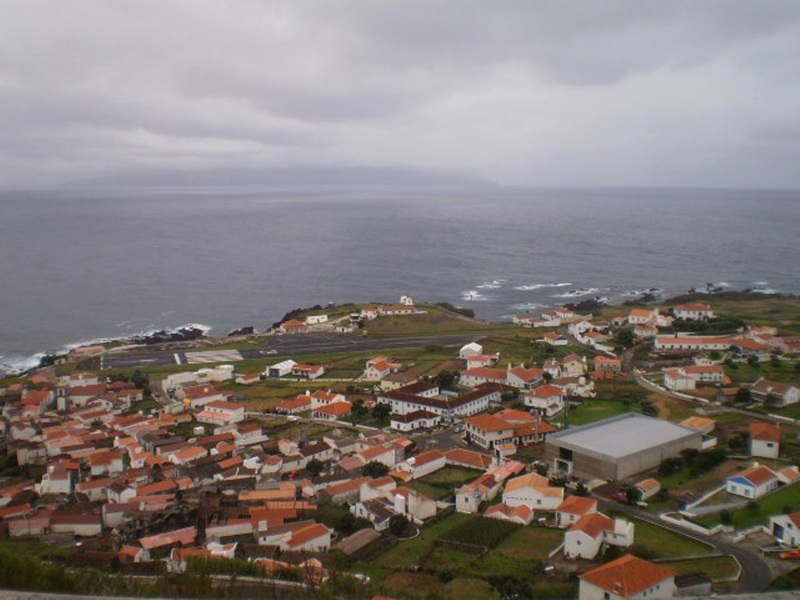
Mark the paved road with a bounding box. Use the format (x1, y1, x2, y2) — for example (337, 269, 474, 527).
(598, 498, 773, 592)
(102, 333, 483, 370)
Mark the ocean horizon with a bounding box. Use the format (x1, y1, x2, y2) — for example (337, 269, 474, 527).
(1, 185, 798, 375)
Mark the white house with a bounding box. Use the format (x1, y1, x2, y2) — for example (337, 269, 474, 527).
(579, 555, 676, 600)
(523, 385, 565, 417)
(266, 360, 297, 378)
(181, 384, 227, 409)
(556, 496, 598, 528)
(543, 332, 569, 346)
(459, 342, 483, 359)
(502, 472, 564, 510)
(305, 314, 329, 325)
(770, 512, 800, 547)
(485, 503, 534, 525)
(673, 303, 714, 321)
(749, 422, 781, 459)
(564, 513, 634, 560)
(196, 400, 245, 426)
(390, 410, 440, 432)
(395, 450, 446, 480)
(627, 308, 659, 325)
(726, 464, 779, 499)
(751, 379, 800, 407)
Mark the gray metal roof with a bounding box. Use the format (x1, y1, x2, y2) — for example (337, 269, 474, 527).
(548, 413, 698, 459)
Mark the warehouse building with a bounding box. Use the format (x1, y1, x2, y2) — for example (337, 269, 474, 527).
(545, 413, 703, 481)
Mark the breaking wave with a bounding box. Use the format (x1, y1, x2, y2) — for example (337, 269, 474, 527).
(513, 282, 572, 291)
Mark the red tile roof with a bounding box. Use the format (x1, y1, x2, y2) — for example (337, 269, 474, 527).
(750, 421, 781, 443)
(580, 554, 675, 597)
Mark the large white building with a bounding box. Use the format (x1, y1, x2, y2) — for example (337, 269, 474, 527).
(545, 414, 703, 481)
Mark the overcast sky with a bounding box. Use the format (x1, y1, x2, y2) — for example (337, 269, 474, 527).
(2, 1, 799, 189)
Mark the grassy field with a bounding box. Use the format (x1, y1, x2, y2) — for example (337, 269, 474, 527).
(565, 399, 631, 426)
(607, 293, 800, 335)
(492, 526, 564, 561)
(407, 467, 483, 501)
(662, 555, 739, 580)
(372, 512, 471, 570)
(726, 362, 800, 386)
(441, 517, 521, 549)
(653, 459, 748, 509)
(366, 520, 574, 600)
(363, 306, 510, 337)
(627, 519, 712, 558)
(698, 483, 800, 529)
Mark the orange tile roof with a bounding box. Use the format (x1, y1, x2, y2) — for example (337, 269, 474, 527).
(750, 421, 781, 443)
(679, 416, 716, 432)
(445, 448, 493, 470)
(580, 554, 675, 597)
(314, 401, 352, 416)
(569, 512, 614, 538)
(463, 366, 508, 380)
(739, 465, 778, 486)
(465, 413, 513, 432)
(412, 450, 445, 467)
(557, 495, 597, 515)
(288, 523, 330, 548)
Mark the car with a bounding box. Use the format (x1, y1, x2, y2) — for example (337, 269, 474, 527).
(266, 349, 278, 355)
(612, 492, 628, 502)
(780, 549, 800, 560)
(286, 470, 301, 480)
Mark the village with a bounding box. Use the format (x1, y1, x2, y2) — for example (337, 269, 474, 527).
(0, 293, 799, 600)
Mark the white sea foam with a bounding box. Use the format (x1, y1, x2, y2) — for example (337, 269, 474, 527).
(461, 290, 488, 301)
(477, 280, 505, 289)
(0, 353, 47, 376)
(621, 288, 662, 297)
(513, 282, 572, 291)
(510, 302, 544, 311)
(0, 323, 214, 377)
(553, 288, 600, 298)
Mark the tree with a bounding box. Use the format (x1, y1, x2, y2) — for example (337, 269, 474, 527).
(639, 400, 658, 417)
(336, 512, 356, 536)
(765, 393, 782, 409)
(534, 462, 549, 477)
(748, 355, 760, 367)
(435, 370, 456, 389)
(388, 514, 409, 537)
(542, 371, 554, 383)
(575, 481, 590, 497)
(736, 388, 752, 404)
(131, 370, 150, 391)
(488, 575, 532, 600)
(626, 487, 642, 505)
(616, 329, 636, 349)
(372, 402, 391, 423)
(306, 458, 324, 477)
(350, 399, 368, 422)
(363, 461, 390, 478)
(771, 354, 783, 368)
(658, 457, 682, 477)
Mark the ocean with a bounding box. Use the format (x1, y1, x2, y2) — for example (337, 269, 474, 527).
(1, 185, 798, 375)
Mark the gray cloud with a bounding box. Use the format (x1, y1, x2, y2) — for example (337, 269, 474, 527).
(1, 0, 799, 188)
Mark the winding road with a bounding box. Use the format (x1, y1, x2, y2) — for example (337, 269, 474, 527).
(598, 498, 773, 592)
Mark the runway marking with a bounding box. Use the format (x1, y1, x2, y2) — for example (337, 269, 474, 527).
(185, 350, 244, 364)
